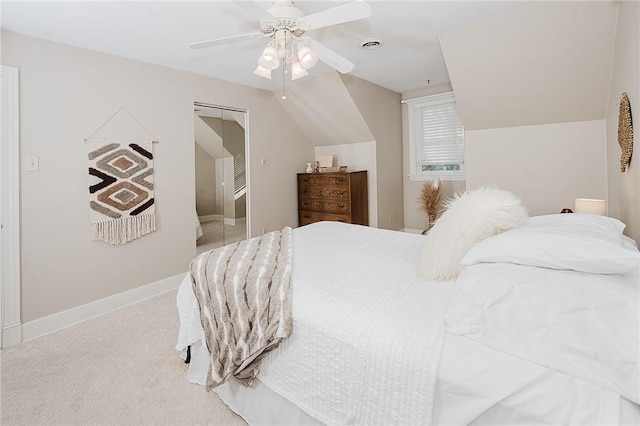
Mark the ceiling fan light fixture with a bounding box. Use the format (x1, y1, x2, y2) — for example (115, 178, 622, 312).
(190, 0, 373, 80)
(258, 43, 280, 70)
(297, 45, 319, 69)
(253, 64, 272, 80)
(291, 60, 309, 81)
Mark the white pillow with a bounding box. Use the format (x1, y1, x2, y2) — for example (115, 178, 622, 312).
(461, 214, 640, 274)
(418, 186, 528, 280)
(527, 213, 626, 239)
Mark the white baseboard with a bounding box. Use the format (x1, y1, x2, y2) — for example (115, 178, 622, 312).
(2, 322, 22, 348)
(199, 215, 246, 226)
(199, 214, 220, 223)
(21, 273, 185, 343)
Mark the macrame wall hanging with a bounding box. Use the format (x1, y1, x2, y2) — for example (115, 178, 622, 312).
(85, 107, 158, 245)
(618, 92, 633, 172)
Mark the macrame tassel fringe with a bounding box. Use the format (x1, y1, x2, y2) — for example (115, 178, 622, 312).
(91, 214, 156, 245)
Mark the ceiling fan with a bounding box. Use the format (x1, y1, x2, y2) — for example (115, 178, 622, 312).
(190, 0, 372, 81)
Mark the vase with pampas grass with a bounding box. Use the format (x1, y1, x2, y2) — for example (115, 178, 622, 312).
(419, 179, 441, 234)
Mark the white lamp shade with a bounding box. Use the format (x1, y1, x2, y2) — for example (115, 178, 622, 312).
(258, 44, 280, 70)
(253, 65, 272, 79)
(574, 198, 606, 215)
(297, 45, 319, 69)
(291, 60, 309, 80)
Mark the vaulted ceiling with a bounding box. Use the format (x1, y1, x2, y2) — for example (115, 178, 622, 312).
(0, 1, 526, 94)
(439, 0, 619, 130)
(1, 1, 622, 135)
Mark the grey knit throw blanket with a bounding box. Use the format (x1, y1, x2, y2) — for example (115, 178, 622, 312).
(190, 227, 293, 390)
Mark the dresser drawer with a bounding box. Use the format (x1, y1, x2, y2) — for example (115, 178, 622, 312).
(298, 210, 351, 226)
(299, 187, 350, 200)
(299, 198, 350, 213)
(298, 174, 350, 188)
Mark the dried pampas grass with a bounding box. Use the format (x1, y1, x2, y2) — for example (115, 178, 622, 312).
(419, 179, 442, 234)
(619, 92, 633, 172)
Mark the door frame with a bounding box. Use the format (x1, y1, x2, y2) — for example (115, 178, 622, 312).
(1, 65, 22, 348)
(194, 102, 251, 240)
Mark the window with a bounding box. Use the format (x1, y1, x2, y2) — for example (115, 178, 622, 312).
(407, 92, 465, 181)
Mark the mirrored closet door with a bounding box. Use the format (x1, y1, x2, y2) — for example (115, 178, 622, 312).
(194, 103, 248, 254)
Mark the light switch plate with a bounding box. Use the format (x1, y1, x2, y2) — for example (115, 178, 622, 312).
(26, 156, 39, 171)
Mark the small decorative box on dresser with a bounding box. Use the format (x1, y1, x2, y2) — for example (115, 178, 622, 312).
(297, 171, 368, 227)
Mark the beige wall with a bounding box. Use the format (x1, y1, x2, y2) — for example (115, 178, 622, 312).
(2, 30, 313, 323)
(194, 143, 216, 216)
(223, 119, 245, 158)
(465, 120, 607, 216)
(606, 0, 639, 243)
(439, 1, 617, 131)
(435, 0, 635, 239)
(280, 72, 374, 147)
(340, 75, 403, 230)
(235, 194, 246, 220)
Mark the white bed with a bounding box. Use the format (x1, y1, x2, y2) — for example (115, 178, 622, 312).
(177, 214, 640, 425)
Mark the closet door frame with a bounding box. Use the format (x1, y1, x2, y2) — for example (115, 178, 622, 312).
(194, 102, 250, 244)
(1, 65, 22, 348)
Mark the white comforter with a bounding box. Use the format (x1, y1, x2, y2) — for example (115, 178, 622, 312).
(256, 222, 455, 425)
(446, 262, 640, 404)
(177, 221, 638, 425)
(178, 221, 455, 425)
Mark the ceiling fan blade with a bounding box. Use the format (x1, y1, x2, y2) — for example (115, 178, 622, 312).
(230, 0, 272, 21)
(190, 32, 263, 50)
(299, 0, 372, 31)
(303, 37, 355, 74)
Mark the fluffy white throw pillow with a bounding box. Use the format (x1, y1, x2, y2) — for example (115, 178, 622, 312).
(418, 186, 528, 281)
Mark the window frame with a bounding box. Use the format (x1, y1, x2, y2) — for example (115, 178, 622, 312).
(407, 92, 465, 182)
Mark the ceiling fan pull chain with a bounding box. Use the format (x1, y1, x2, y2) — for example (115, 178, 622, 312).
(281, 59, 287, 100)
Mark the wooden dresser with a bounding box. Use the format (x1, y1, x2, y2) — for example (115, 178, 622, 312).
(297, 171, 368, 227)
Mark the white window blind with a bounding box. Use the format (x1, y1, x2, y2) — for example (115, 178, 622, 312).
(233, 152, 246, 199)
(408, 92, 465, 180)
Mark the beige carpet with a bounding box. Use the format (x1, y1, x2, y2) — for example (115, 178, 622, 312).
(197, 221, 247, 255)
(0, 290, 246, 426)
